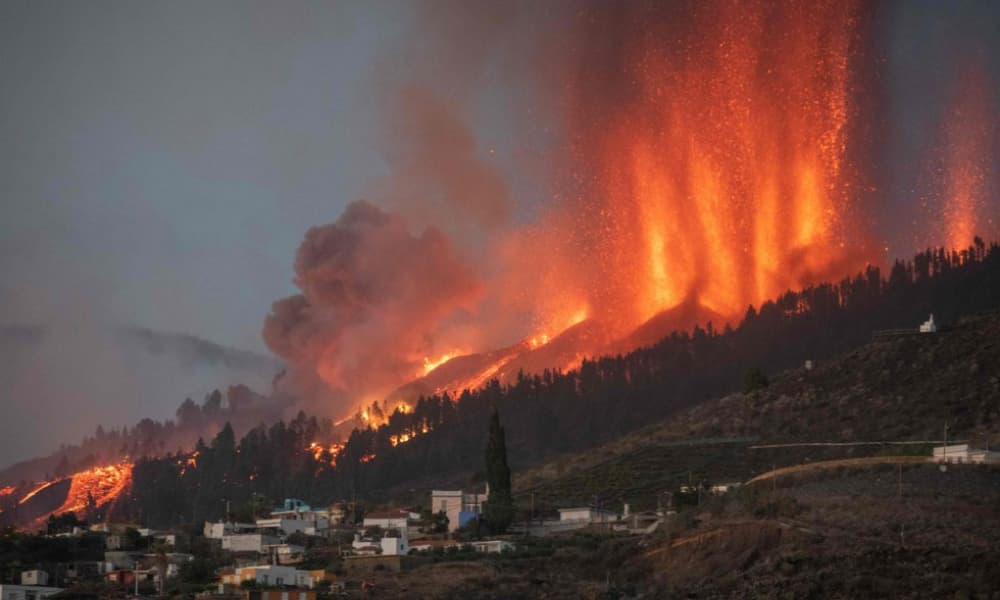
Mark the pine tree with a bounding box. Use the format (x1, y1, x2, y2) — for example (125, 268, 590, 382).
(483, 407, 514, 534)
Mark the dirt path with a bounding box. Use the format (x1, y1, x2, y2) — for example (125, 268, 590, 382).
(746, 455, 931, 485)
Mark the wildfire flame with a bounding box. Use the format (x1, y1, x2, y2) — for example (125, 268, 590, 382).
(308, 441, 345, 467)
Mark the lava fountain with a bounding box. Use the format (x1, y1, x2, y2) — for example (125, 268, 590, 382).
(941, 67, 997, 251)
(559, 0, 871, 326)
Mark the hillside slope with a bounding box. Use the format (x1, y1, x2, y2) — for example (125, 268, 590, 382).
(515, 311, 1000, 510)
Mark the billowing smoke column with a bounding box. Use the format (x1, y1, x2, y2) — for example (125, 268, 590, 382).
(263, 201, 481, 404)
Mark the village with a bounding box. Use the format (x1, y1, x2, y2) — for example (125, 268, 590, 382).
(3, 439, 997, 600)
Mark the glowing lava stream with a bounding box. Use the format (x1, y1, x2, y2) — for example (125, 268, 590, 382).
(51, 462, 133, 516)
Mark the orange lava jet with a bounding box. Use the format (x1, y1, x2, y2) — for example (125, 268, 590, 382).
(565, 0, 869, 327)
(941, 67, 997, 251)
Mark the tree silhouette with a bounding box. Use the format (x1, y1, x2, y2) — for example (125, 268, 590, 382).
(483, 407, 514, 534)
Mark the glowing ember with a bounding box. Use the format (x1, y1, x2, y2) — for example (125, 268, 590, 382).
(529, 334, 549, 349)
(308, 442, 345, 467)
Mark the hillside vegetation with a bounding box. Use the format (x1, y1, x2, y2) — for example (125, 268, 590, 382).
(515, 310, 1000, 512)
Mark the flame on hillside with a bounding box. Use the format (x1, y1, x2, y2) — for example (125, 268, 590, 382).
(308, 441, 345, 467)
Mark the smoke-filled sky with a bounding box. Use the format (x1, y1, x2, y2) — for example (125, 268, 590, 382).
(1, 0, 998, 464)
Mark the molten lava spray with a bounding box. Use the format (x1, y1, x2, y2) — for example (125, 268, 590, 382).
(941, 67, 998, 251)
(555, 0, 869, 326)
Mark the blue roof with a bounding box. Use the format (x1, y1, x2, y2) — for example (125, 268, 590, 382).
(274, 498, 311, 512)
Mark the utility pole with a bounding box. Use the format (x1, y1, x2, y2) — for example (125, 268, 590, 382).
(943, 422, 949, 462)
(897, 463, 903, 499)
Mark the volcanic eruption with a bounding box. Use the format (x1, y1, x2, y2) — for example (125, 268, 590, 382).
(264, 0, 999, 422)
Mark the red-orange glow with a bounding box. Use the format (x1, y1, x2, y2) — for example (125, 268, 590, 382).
(18, 481, 56, 506)
(0, 486, 14, 497)
(177, 451, 199, 476)
(51, 463, 132, 517)
(566, 0, 865, 327)
(421, 352, 461, 377)
(528, 334, 549, 349)
(359, 453, 377, 464)
(308, 442, 345, 467)
(941, 68, 997, 251)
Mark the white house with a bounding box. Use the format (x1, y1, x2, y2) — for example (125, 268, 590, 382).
(260, 499, 331, 535)
(270, 543, 306, 565)
(255, 517, 328, 537)
(221, 533, 281, 554)
(919, 314, 937, 333)
(0, 584, 64, 600)
(933, 444, 1000, 464)
(379, 529, 408, 556)
(558, 507, 616, 524)
(19, 571, 48, 587)
(362, 509, 417, 531)
(219, 564, 315, 589)
(203, 521, 257, 539)
(469, 540, 515, 554)
(430, 488, 487, 532)
(710, 482, 743, 494)
(350, 527, 408, 557)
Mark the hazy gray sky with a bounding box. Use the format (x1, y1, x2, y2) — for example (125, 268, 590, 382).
(0, 0, 545, 463)
(1, 1, 412, 352)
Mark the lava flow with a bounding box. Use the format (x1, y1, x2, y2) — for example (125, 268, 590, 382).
(51, 462, 133, 517)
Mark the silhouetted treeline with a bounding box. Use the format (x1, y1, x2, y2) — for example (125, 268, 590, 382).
(125, 240, 1000, 528)
(126, 412, 335, 527)
(0, 384, 294, 487)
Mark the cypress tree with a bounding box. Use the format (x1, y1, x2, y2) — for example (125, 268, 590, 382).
(483, 407, 514, 533)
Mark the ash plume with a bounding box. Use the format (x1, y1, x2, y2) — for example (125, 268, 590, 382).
(263, 200, 481, 407)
